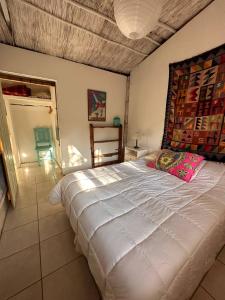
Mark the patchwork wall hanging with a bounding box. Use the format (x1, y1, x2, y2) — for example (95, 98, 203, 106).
(162, 44, 225, 161)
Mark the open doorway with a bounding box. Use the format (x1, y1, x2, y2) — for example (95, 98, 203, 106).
(0, 74, 62, 171)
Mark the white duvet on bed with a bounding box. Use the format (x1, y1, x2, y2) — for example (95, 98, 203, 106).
(50, 159, 225, 300)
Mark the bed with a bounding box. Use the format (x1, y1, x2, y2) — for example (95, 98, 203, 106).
(50, 159, 225, 300)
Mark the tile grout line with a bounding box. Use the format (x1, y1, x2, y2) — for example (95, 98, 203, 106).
(36, 179, 44, 300)
(6, 279, 42, 300)
(2, 208, 65, 234)
(41, 255, 82, 280)
(216, 257, 225, 266)
(200, 285, 217, 300)
(0, 228, 72, 262)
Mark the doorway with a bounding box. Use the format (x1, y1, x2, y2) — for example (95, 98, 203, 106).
(0, 74, 62, 174)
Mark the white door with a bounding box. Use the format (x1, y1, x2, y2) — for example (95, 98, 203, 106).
(0, 88, 18, 207)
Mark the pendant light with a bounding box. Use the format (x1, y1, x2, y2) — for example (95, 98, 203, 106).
(114, 0, 163, 40)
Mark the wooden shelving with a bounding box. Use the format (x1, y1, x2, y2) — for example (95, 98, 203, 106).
(94, 139, 119, 144)
(89, 124, 123, 168)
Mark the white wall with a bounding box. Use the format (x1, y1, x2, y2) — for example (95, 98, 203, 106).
(128, 0, 225, 150)
(10, 105, 52, 163)
(0, 44, 127, 172)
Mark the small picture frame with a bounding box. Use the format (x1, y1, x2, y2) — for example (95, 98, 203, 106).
(88, 89, 106, 121)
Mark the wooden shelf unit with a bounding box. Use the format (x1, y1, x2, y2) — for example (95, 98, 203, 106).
(89, 124, 123, 168)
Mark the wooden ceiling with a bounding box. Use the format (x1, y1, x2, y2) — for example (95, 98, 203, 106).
(0, 0, 214, 74)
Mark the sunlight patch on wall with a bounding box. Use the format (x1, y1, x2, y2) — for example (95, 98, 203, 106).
(68, 145, 87, 167)
(94, 148, 102, 164)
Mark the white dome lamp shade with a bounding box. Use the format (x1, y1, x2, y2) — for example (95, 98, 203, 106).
(114, 0, 163, 40)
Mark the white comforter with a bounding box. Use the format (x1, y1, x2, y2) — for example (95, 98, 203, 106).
(50, 160, 225, 300)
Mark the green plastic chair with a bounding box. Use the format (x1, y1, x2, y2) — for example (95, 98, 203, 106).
(34, 127, 53, 165)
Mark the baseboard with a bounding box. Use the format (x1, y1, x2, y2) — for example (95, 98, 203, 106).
(0, 196, 8, 236)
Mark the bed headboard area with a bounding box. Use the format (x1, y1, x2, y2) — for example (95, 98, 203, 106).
(162, 44, 225, 162)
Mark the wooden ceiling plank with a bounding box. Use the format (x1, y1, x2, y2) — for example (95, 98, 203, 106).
(65, 0, 115, 24)
(0, 0, 10, 27)
(64, 0, 161, 46)
(17, 0, 148, 57)
(157, 21, 176, 33)
(0, 4, 13, 44)
(144, 36, 160, 46)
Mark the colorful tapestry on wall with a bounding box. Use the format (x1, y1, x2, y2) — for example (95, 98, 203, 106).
(162, 44, 225, 161)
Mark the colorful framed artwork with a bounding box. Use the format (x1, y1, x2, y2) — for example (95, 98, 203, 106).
(88, 89, 106, 121)
(162, 43, 225, 162)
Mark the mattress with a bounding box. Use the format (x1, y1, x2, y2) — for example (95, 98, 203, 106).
(50, 159, 225, 300)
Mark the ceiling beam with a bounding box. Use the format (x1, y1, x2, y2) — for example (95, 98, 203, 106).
(158, 21, 176, 33)
(18, 0, 148, 57)
(65, 0, 161, 46)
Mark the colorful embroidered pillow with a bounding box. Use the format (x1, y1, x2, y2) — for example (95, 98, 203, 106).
(144, 151, 161, 169)
(155, 150, 204, 182)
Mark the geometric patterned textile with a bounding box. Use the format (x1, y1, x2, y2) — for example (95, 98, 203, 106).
(162, 44, 225, 161)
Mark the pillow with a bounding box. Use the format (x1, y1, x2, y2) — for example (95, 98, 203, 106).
(189, 160, 206, 181)
(155, 150, 204, 182)
(146, 149, 172, 169)
(144, 151, 161, 167)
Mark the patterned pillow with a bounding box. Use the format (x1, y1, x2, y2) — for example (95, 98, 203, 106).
(155, 150, 204, 182)
(144, 151, 161, 168)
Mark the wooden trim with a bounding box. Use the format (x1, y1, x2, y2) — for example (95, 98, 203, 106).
(91, 124, 119, 128)
(94, 152, 118, 158)
(123, 76, 130, 147)
(94, 139, 119, 143)
(94, 160, 119, 168)
(0, 72, 55, 86)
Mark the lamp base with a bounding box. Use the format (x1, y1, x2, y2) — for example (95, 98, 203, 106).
(134, 139, 139, 149)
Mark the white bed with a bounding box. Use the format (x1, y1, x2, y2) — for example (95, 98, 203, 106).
(50, 159, 225, 300)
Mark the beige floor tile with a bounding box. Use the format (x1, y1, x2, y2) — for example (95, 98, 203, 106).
(39, 211, 70, 241)
(15, 194, 37, 210)
(38, 202, 64, 219)
(218, 244, 225, 264)
(0, 245, 41, 300)
(9, 281, 42, 300)
(0, 222, 39, 259)
(18, 184, 36, 195)
(41, 229, 80, 276)
(43, 257, 100, 300)
(18, 186, 36, 197)
(36, 194, 49, 203)
(4, 205, 38, 231)
(36, 181, 55, 193)
(201, 260, 225, 300)
(36, 175, 55, 184)
(191, 286, 213, 300)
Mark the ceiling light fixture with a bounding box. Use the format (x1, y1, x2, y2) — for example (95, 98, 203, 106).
(114, 0, 163, 40)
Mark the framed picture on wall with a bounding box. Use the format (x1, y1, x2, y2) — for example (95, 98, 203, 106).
(88, 89, 106, 121)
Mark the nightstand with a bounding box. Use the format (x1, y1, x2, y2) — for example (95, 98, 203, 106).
(125, 146, 150, 161)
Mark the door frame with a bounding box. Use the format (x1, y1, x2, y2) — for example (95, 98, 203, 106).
(0, 73, 62, 169)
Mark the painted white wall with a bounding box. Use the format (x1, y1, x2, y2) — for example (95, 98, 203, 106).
(0, 44, 127, 172)
(10, 105, 52, 163)
(128, 0, 225, 150)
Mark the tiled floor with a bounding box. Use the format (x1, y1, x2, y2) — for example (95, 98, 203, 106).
(0, 162, 225, 300)
(0, 162, 100, 300)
